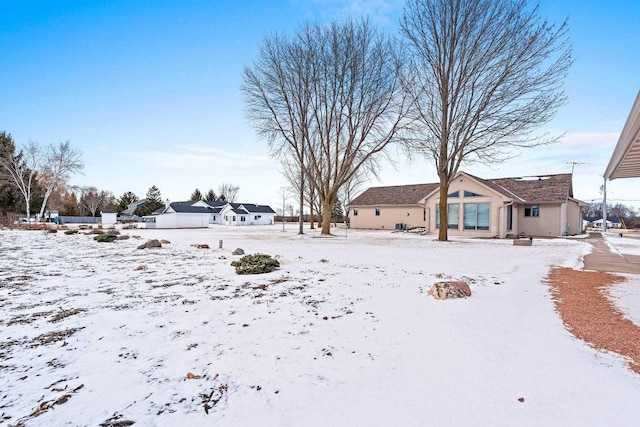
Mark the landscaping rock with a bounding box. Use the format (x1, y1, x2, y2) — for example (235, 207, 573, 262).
(232, 248, 245, 255)
(137, 239, 162, 249)
(191, 244, 210, 249)
(46, 229, 57, 234)
(160, 239, 171, 244)
(233, 253, 280, 275)
(428, 281, 470, 300)
(64, 230, 79, 235)
(116, 235, 130, 240)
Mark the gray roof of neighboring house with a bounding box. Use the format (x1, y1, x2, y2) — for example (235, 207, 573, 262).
(349, 173, 576, 206)
(350, 183, 439, 206)
(203, 201, 227, 208)
(240, 204, 276, 214)
(169, 201, 217, 214)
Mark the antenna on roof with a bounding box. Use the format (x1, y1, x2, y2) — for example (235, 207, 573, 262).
(566, 161, 587, 176)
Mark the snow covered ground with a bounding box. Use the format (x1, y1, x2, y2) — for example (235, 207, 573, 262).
(1, 226, 640, 426)
(605, 233, 640, 327)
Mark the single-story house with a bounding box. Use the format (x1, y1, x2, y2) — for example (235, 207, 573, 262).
(143, 200, 275, 229)
(349, 171, 587, 238)
(591, 218, 622, 229)
(220, 203, 276, 226)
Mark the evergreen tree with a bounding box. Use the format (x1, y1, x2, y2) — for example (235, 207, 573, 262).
(117, 191, 138, 213)
(204, 188, 217, 202)
(190, 188, 203, 201)
(135, 185, 164, 216)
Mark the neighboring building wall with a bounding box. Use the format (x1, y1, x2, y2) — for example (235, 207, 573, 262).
(349, 205, 426, 230)
(155, 213, 211, 228)
(101, 212, 117, 225)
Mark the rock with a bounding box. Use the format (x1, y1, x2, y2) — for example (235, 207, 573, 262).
(450, 280, 471, 297)
(137, 239, 162, 249)
(160, 239, 171, 244)
(428, 281, 470, 300)
(106, 230, 120, 235)
(232, 248, 245, 255)
(116, 235, 130, 240)
(64, 230, 79, 235)
(191, 244, 210, 249)
(47, 229, 57, 234)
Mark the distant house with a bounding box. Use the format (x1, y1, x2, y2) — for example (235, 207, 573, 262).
(349, 171, 587, 238)
(143, 200, 275, 229)
(121, 200, 146, 216)
(591, 218, 622, 229)
(220, 203, 276, 226)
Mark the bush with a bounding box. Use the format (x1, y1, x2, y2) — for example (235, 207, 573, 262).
(94, 234, 117, 243)
(64, 230, 79, 235)
(233, 253, 280, 275)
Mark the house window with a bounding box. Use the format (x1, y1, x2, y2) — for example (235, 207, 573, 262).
(464, 191, 483, 197)
(435, 204, 459, 230)
(353, 208, 358, 216)
(375, 207, 380, 216)
(255, 215, 261, 220)
(241, 216, 246, 222)
(213, 216, 217, 221)
(225, 215, 228, 221)
(506, 205, 513, 231)
(524, 204, 539, 217)
(448, 191, 460, 198)
(464, 203, 490, 230)
(233, 216, 236, 221)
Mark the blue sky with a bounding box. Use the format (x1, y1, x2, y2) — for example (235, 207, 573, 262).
(1, 0, 639, 210)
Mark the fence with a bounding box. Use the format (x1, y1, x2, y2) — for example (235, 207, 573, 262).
(58, 216, 101, 225)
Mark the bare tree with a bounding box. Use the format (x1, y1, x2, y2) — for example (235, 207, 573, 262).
(37, 141, 83, 220)
(401, 0, 572, 240)
(218, 183, 240, 203)
(0, 139, 41, 220)
(339, 170, 368, 225)
(80, 186, 101, 217)
(243, 18, 408, 235)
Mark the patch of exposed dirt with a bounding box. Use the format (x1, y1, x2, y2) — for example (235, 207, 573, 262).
(546, 267, 640, 374)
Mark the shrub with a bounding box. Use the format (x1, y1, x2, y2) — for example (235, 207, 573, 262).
(233, 253, 280, 275)
(94, 234, 117, 243)
(64, 230, 79, 235)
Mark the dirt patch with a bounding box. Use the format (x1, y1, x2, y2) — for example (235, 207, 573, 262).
(546, 267, 640, 374)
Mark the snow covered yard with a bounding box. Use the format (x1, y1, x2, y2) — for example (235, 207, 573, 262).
(1, 226, 640, 426)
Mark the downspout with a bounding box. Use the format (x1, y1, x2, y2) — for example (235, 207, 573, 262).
(602, 178, 608, 233)
(500, 202, 513, 239)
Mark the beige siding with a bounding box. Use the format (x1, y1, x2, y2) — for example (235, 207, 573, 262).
(566, 200, 583, 235)
(425, 175, 509, 237)
(350, 205, 425, 230)
(518, 204, 562, 236)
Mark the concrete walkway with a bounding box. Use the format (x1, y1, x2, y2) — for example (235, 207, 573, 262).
(583, 232, 640, 274)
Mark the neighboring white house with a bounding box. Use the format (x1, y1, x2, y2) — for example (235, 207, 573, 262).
(143, 201, 275, 229)
(220, 203, 276, 226)
(592, 218, 622, 229)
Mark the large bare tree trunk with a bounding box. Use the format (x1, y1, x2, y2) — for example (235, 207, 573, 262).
(438, 183, 448, 241)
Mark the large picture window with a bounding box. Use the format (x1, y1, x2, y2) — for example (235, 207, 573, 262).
(464, 203, 490, 231)
(435, 204, 459, 230)
(524, 204, 539, 217)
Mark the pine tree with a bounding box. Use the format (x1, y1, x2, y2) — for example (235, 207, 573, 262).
(117, 191, 138, 213)
(204, 189, 217, 202)
(135, 185, 164, 216)
(190, 188, 203, 201)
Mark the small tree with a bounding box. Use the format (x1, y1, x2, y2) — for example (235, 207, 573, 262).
(218, 183, 239, 203)
(190, 188, 203, 201)
(117, 191, 138, 213)
(80, 186, 101, 216)
(0, 134, 41, 220)
(204, 188, 217, 202)
(135, 185, 164, 216)
(37, 141, 83, 220)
